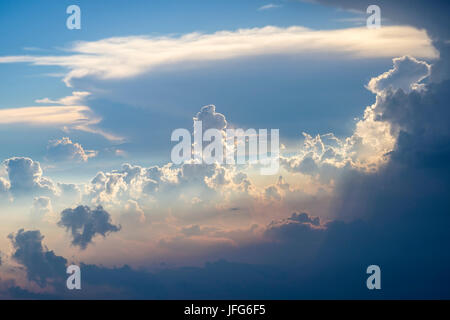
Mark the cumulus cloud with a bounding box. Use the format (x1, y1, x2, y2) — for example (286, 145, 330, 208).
(3, 157, 56, 196)
(281, 56, 433, 178)
(46, 137, 97, 162)
(8, 229, 67, 287)
(0, 25, 437, 85)
(367, 56, 431, 94)
(194, 105, 227, 131)
(80, 104, 258, 209)
(58, 205, 121, 249)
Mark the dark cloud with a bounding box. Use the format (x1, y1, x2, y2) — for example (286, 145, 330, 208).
(313, 0, 450, 39)
(316, 0, 450, 82)
(288, 212, 321, 226)
(8, 229, 67, 288)
(193, 104, 227, 131)
(58, 205, 121, 249)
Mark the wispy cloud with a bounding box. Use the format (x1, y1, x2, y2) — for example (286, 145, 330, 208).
(35, 91, 90, 105)
(258, 3, 282, 11)
(0, 105, 93, 126)
(0, 25, 438, 86)
(0, 92, 123, 142)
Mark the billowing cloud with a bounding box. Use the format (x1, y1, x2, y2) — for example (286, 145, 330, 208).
(46, 137, 97, 162)
(0, 25, 437, 86)
(3, 157, 56, 196)
(58, 205, 121, 249)
(281, 56, 433, 177)
(367, 56, 431, 94)
(193, 105, 227, 131)
(8, 229, 67, 287)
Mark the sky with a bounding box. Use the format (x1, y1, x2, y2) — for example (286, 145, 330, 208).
(0, 0, 449, 299)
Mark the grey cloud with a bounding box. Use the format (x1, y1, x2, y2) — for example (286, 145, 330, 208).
(312, 0, 450, 39)
(58, 205, 121, 249)
(8, 229, 67, 287)
(193, 104, 227, 131)
(288, 212, 321, 226)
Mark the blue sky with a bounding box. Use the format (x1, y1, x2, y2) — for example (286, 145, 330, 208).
(0, 0, 449, 299)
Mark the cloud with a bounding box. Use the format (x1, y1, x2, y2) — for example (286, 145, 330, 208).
(258, 4, 282, 11)
(3, 157, 56, 196)
(0, 105, 94, 126)
(121, 199, 146, 224)
(0, 177, 10, 197)
(31, 196, 54, 222)
(46, 137, 97, 162)
(0, 92, 123, 142)
(193, 105, 227, 131)
(367, 56, 431, 94)
(311, 0, 450, 39)
(281, 56, 433, 177)
(58, 205, 121, 249)
(0, 25, 437, 85)
(288, 212, 321, 226)
(8, 229, 67, 287)
(35, 91, 90, 105)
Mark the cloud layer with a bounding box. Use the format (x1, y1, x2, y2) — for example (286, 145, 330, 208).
(0, 25, 437, 85)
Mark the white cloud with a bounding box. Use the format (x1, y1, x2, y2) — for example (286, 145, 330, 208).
(367, 55, 431, 94)
(0, 105, 94, 126)
(281, 56, 434, 178)
(35, 91, 90, 105)
(258, 4, 282, 11)
(0, 92, 123, 142)
(0, 25, 438, 86)
(46, 137, 97, 162)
